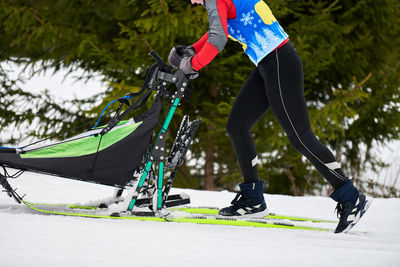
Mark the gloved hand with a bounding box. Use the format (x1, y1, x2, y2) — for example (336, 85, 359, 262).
(168, 45, 195, 69)
(179, 56, 199, 79)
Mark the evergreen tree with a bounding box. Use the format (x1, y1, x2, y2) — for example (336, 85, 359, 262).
(0, 0, 398, 195)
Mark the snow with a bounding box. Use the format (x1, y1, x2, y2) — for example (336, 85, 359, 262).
(1, 173, 399, 267)
(2, 61, 105, 101)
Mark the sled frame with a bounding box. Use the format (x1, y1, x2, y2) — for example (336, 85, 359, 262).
(0, 51, 200, 215)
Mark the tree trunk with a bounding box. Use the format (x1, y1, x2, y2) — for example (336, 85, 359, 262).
(204, 123, 215, 190)
(204, 85, 218, 191)
(285, 165, 302, 196)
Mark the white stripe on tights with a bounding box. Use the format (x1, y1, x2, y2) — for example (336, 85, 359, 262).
(274, 50, 347, 181)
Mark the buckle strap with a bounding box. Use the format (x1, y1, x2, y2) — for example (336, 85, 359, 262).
(231, 192, 242, 206)
(335, 203, 343, 219)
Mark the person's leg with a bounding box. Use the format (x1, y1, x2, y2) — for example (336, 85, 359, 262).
(258, 41, 371, 233)
(257, 42, 348, 190)
(226, 67, 270, 183)
(219, 68, 270, 217)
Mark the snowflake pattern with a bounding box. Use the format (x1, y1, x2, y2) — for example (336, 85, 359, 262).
(228, 25, 235, 35)
(240, 12, 255, 26)
(236, 34, 246, 44)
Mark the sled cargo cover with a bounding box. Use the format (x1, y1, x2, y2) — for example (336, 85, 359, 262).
(0, 100, 162, 186)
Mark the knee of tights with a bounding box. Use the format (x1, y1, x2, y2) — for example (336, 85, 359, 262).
(288, 137, 305, 153)
(287, 128, 314, 154)
(226, 123, 252, 139)
(226, 120, 240, 136)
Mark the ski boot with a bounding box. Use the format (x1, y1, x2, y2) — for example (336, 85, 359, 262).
(330, 180, 372, 233)
(219, 181, 268, 218)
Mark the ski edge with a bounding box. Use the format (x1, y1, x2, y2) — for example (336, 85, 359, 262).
(19, 201, 330, 232)
(170, 206, 338, 224)
(20, 202, 337, 224)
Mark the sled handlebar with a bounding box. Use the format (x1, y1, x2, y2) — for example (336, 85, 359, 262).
(149, 51, 172, 74)
(149, 51, 192, 85)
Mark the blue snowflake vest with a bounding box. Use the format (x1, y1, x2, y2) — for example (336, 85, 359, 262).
(227, 0, 289, 65)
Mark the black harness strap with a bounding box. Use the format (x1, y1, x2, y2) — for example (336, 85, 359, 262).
(99, 87, 154, 136)
(99, 64, 160, 136)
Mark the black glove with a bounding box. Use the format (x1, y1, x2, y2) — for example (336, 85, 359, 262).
(179, 56, 199, 80)
(168, 45, 195, 69)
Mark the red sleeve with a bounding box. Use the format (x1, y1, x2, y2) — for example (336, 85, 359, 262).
(192, 32, 209, 53)
(191, 0, 230, 71)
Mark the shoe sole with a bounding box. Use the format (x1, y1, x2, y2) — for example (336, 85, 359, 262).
(219, 208, 269, 219)
(342, 196, 373, 234)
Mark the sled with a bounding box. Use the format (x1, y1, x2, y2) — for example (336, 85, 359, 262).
(0, 51, 201, 215)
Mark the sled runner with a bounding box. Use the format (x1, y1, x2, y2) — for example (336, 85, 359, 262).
(0, 51, 201, 215)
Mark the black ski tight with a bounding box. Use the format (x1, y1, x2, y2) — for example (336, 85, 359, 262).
(226, 41, 348, 190)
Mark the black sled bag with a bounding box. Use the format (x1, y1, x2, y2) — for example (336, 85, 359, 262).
(0, 100, 162, 186)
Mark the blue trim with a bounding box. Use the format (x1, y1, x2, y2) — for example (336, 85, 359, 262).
(92, 96, 131, 129)
(0, 146, 15, 149)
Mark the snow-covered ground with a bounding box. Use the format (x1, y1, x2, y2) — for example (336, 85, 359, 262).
(0, 172, 399, 267)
